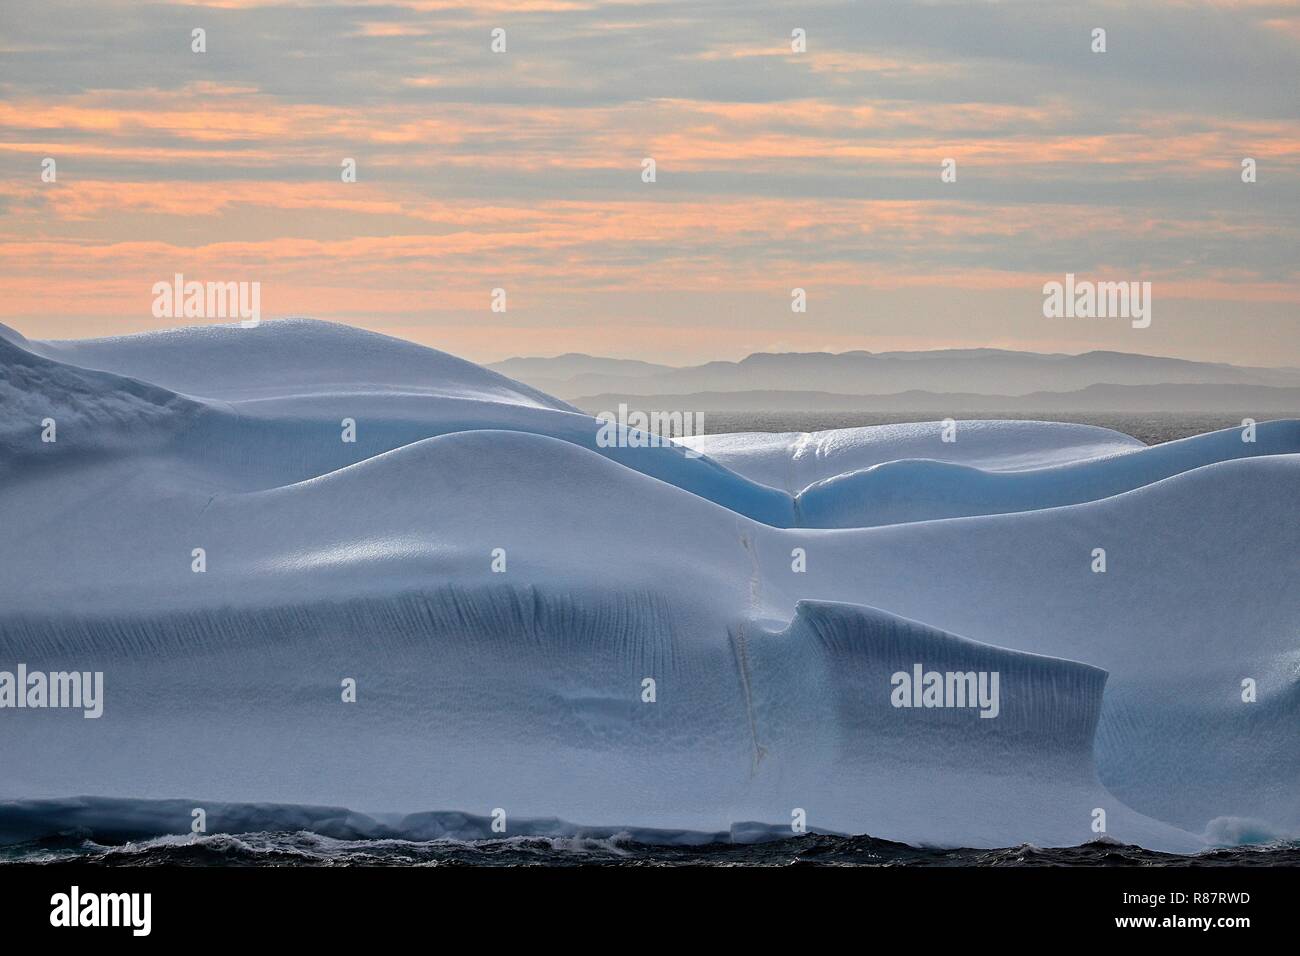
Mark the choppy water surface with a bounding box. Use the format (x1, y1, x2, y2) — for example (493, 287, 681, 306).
(4, 832, 1297, 867)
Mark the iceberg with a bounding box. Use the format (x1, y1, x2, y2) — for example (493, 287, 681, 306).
(0, 319, 1295, 853)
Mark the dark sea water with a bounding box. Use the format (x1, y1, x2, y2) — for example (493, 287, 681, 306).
(2, 832, 1300, 868)
(4, 832, 1299, 867)
(6, 411, 1290, 869)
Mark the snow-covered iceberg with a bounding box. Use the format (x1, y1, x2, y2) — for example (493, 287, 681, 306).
(1, 319, 1295, 852)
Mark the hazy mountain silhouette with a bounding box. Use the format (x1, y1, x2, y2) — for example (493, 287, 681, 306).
(569, 384, 1300, 414)
(491, 348, 1300, 410)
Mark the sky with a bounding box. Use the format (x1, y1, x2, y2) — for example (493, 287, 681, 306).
(1, 0, 1297, 366)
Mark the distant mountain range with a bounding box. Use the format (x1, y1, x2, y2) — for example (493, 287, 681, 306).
(489, 349, 1300, 413)
(568, 384, 1300, 414)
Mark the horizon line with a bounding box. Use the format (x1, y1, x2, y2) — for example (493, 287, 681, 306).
(5, 316, 1297, 373)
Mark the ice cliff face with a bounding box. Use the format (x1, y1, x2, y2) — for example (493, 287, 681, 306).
(0, 319, 1296, 852)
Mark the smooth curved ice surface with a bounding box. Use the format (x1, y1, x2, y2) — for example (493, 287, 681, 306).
(0, 319, 1295, 851)
(6, 322, 1294, 530)
(680, 421, 1146, 493)
(22, 317, 572, 410)
(795, 419, 1300, 527)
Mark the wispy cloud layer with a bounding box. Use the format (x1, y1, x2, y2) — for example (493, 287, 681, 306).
(1, 0, 1296, 362)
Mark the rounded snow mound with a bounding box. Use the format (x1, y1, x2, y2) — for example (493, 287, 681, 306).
(795, 419, 1300, 527)
(29, 318, 571, 410)
(0, 335, 199, 464)
(680, 419, 1144, 493)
